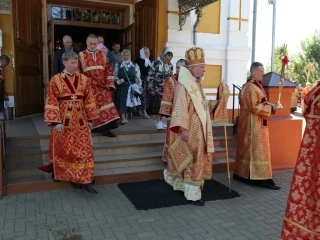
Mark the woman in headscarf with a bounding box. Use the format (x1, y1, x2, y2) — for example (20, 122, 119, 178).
(136, 47, 152, 119)
(114, 49, 142, 124)
(147, 47, 173, 129)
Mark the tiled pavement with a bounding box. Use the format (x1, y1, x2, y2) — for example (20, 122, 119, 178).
(0, 169, 293, 240)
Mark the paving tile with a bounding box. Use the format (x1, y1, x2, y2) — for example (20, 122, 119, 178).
(0, 170, 295, 240)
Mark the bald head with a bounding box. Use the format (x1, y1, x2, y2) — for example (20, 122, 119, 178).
(62, 35, 73, 51)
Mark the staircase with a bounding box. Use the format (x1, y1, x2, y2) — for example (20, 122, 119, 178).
(4, 119, 236, 195)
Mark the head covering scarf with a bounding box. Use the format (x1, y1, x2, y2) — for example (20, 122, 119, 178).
(159, 47, 170, 62)
(157, 47, 172, 73)
(139, 47, 152, 67)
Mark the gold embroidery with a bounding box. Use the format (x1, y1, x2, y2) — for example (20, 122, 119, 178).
(46, 105, 59, 110)
(84, 66, 105, 72)
(71, 95, 77, 101)
(55, 162, 94, 169)
(85, 103, 96, 109)
(47, 112, 58, 120)
(190, 85, 199, 97)
(79, 52, 87, 71)
(161, 101, 172, 106)
(99, 103, 115, 111)
(284, 218, 320, 237)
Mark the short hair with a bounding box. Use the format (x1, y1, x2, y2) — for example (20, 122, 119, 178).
(122, 49, 131, 55)
(112, 42, 120, 46)
(97, 35, 103, 38)
(62, 35, 72, 42)
(62, 51, 78, 61)
(0, 55, 10, 62)
(87, 34, 97, 40)
(165, 52, 173, 58)
(250, 62, 263, 73)
(176, 59, 187, 66)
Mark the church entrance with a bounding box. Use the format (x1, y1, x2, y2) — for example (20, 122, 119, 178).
(46, 1, 134, 78)
(12, 0, 159, 117)
(54, 25, 121, 52)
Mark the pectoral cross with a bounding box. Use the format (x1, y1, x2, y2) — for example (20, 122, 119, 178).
(227, 0, 249, 31)
(190, 85, 199, 97)
(202, 97, 208, 110)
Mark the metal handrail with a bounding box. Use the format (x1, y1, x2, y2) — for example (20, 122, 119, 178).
(232, 84, 242, 119)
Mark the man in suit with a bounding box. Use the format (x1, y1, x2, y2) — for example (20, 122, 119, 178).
(53, 35, 79, 75)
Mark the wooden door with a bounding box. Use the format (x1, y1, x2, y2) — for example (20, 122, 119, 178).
(135, 0, 158, 60)
(12, 0, 44, 117)
(47, 18, 55, 78)
(122, 24, 136, 60)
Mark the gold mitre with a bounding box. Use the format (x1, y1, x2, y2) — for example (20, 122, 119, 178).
(185, 47, 205, 67)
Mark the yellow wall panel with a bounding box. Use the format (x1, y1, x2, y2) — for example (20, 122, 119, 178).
(156, 0, 168, 56)
(0, 14, 14, 95)
(197, 1, 221, 34)
(202, 65, 222, 89)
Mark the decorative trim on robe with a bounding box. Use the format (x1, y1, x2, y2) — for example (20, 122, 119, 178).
(176, 66, 214, 153)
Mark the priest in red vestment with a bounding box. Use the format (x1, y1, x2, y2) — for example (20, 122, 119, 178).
(78, 34, 120, 137)
(40, 51, 99, 194)
(159, 59, 188, 162)
(281, 80, 320, 239)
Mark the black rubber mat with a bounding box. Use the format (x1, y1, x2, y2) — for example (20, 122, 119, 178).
(118, 179, 240, 210)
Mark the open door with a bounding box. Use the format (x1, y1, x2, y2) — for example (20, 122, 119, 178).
(47, 18, 55, 78)
(135, 0, 158, 60)
(122, 24, 135, 60)
(12, 0, 44, 117)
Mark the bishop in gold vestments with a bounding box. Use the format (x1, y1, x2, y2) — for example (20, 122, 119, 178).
(164, 47, 219, 206)
(233, 62, 280, 190)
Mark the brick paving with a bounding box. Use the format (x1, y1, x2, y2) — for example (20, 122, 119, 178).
(0, 169, 293, 240)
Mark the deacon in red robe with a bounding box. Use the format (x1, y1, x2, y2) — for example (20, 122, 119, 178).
(159, 59, 188, 162)
(281, 80, 320, 239)
(40, 51, 99, 194)
(78, 34, 120, 137)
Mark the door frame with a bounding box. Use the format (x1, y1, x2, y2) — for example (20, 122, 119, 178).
(12, 0, 45, 117)
(42, 0, 132, 92)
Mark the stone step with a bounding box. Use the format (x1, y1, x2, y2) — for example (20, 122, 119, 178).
(6, 124, 234, 148)
(5, 136, 236, 164)
(5, 147, 236, 177)
(6, 131, 167, 149)
(5, 157, 236, 185)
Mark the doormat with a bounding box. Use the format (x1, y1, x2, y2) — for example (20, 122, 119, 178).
(118, 179, 240, 210)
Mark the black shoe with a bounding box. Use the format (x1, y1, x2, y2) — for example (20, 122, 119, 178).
(52, 173, 60, 182)
(103, 131, 116, 138)
(83, 184, 98, 194)
(71, 182, 82, 189)
(265, 184, 281, 190)
(187, 200, 205, 206)
(263, 179, 281, 190)
(233, 173, 250, 184)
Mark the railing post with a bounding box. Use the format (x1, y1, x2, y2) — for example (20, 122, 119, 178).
(232, 84, 235, 124)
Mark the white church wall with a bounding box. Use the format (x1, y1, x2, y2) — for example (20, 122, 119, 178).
(166, 0, 251, 110)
